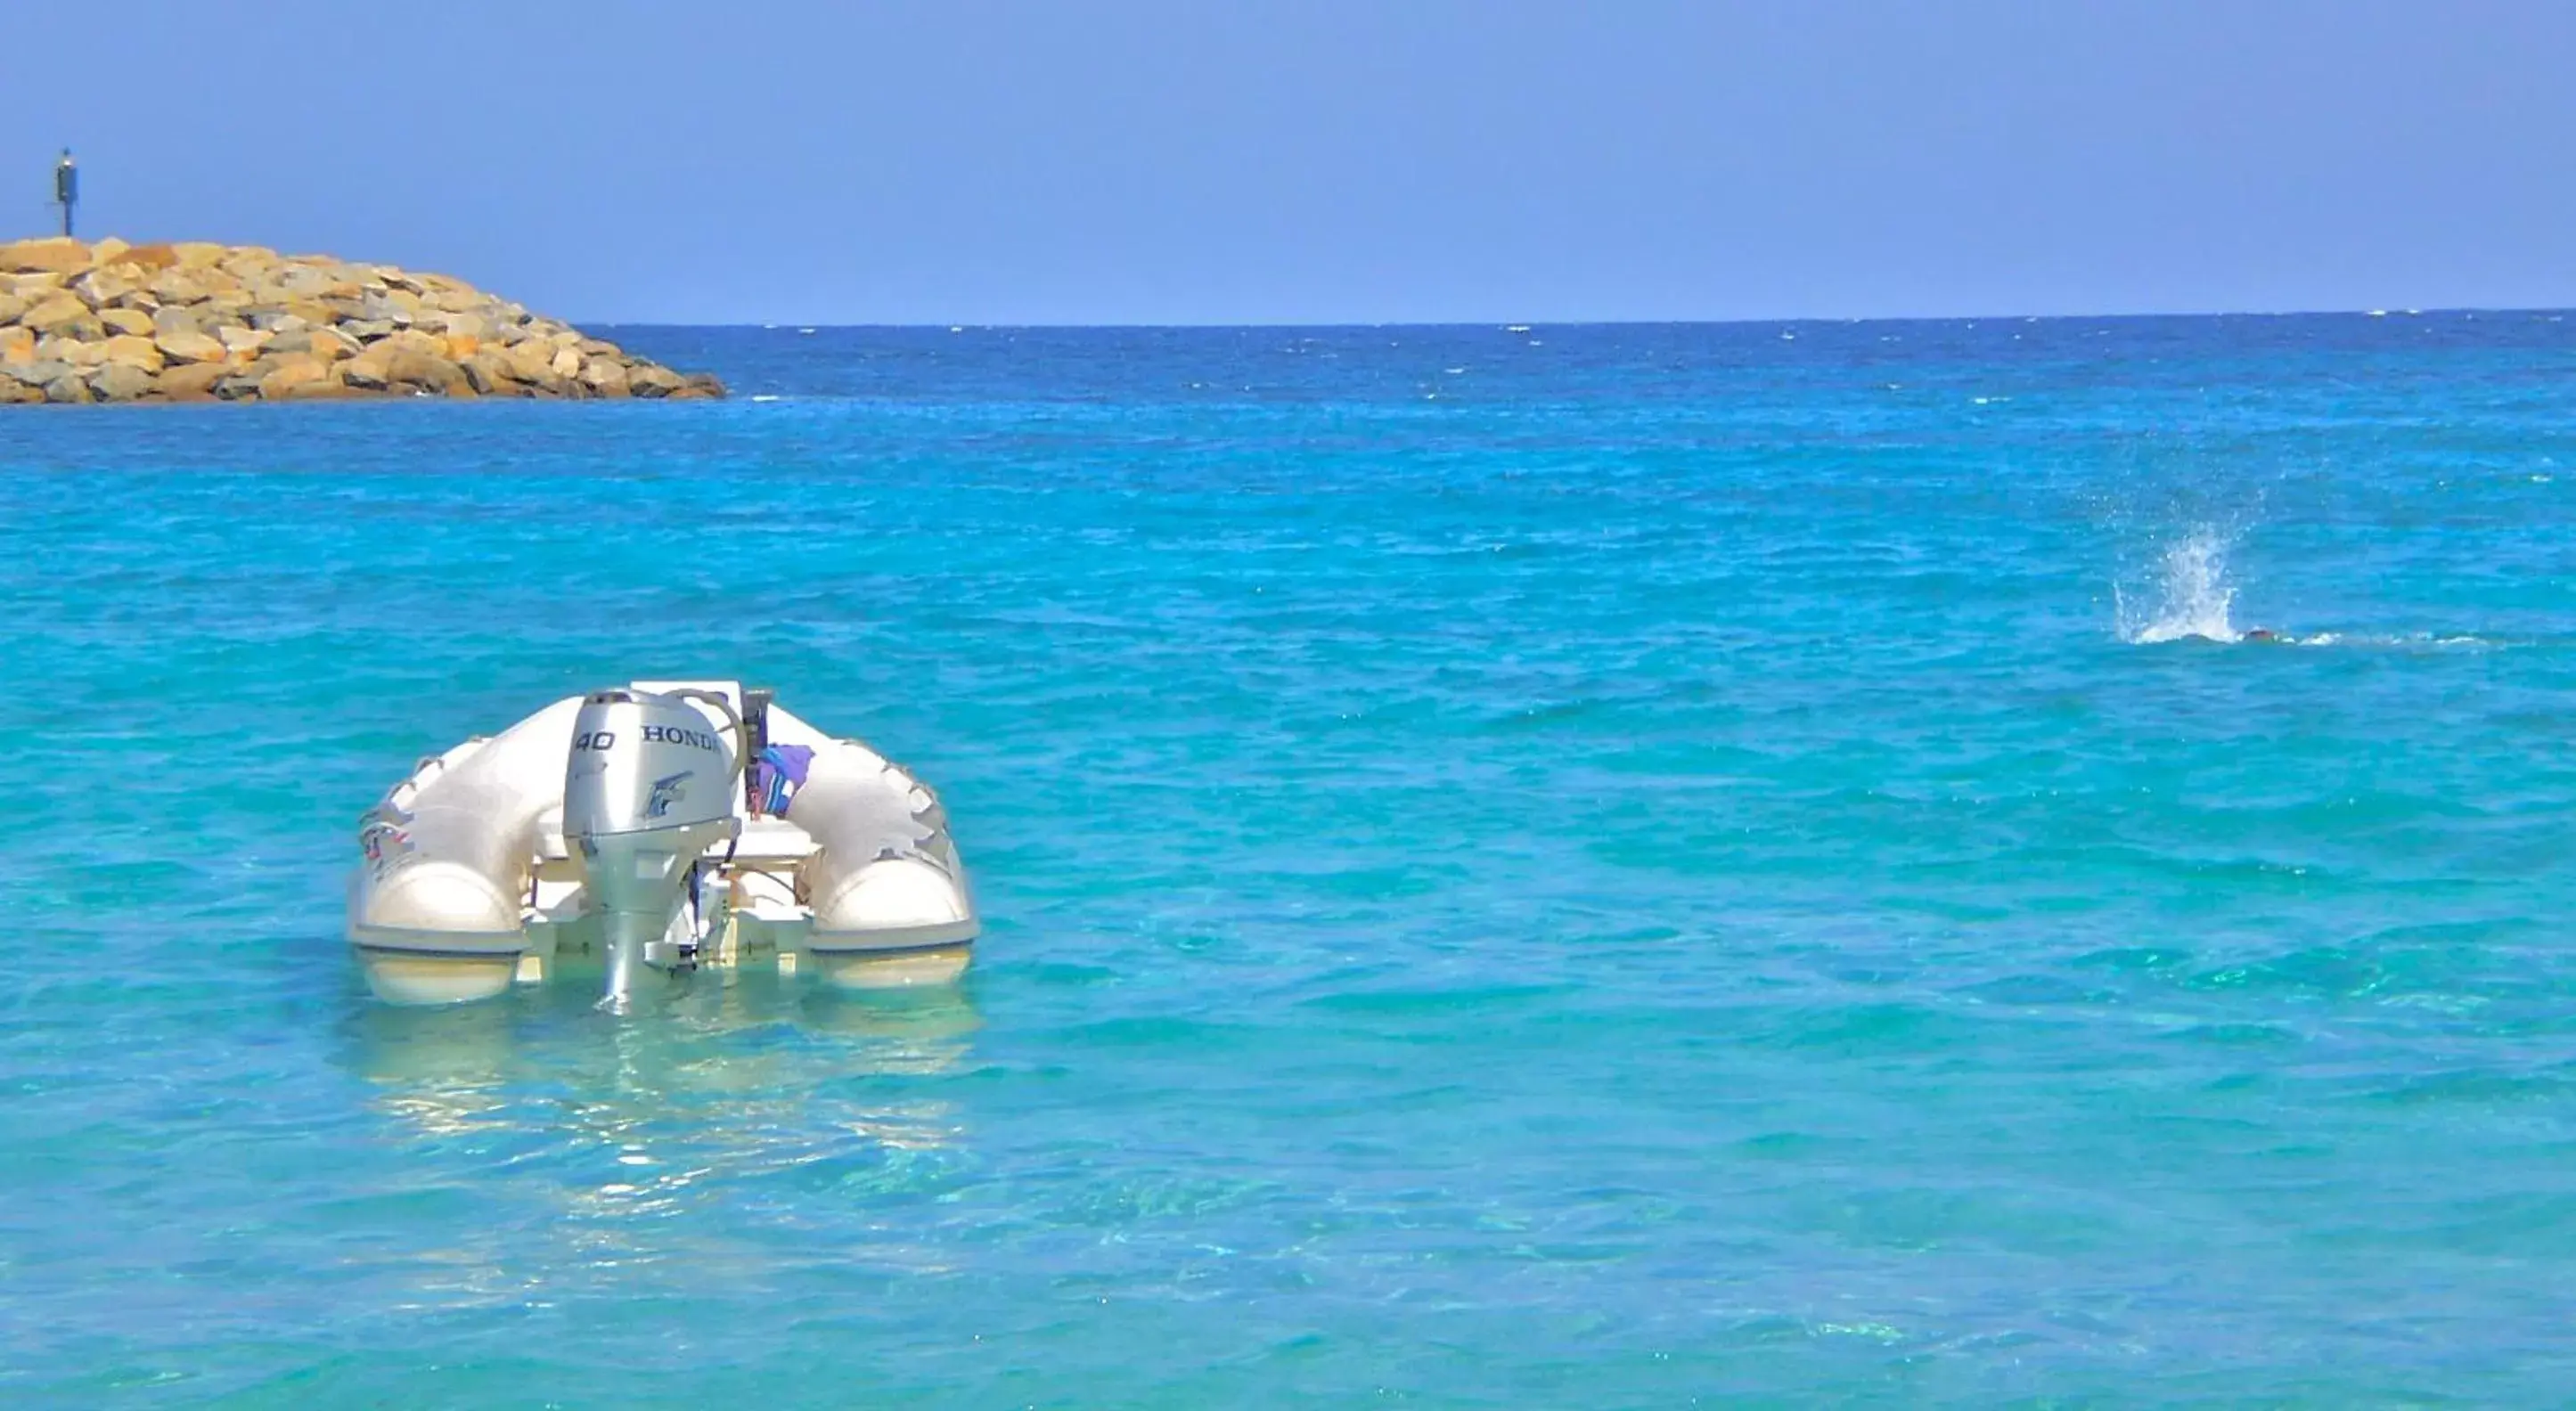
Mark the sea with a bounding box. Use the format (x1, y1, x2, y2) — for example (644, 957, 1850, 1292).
(6, 314, 2576, 1407)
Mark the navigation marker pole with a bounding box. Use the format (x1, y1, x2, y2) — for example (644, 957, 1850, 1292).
(53, 150, 77, 239)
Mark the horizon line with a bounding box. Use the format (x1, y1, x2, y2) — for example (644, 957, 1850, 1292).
(577, 306, 2569, 330)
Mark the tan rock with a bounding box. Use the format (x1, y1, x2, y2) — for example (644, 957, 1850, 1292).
(215, 358, 277, 399)
(151, 305, 208, 337)
(88, 361, 155, 400)
(579, 357, 631, 396)
(257, 355, 331, 399)
(98, 307, 154, 338)
(37, 335, 107, 368)
(310, 326, 358, 361)
(0, 239, 91, 274)
(20, 295, 94, 333)
(218, 247, 280, 278)
(101, 335, 164, 372)
(0, 329, 32, 365)
(156, 328, 226, 363)
(629, 363, 683, 398)
(148, 269, 213, 305)
(112, 243, 181, 273)
(281, 371, 354, 400)
(444, 335, 480, 360)
(173, 242, 228, 270)
(159, 363, 229, 400)
(502, 340, 556, 383)
(459, 352, 516, 394)
(340, 347, 394, 389)
(377, 327, 436, 355)
(550, 346, 582, 379)
(69, 270, 137, 311)
(89, 237, 130, 265)
(0, 379, 42, 404)
(0, 292, 24, 325)
(43, 371, 92, 403)
(274, 266, 362, 300)
(217, 326, 271, 361)
(385, 349, 464, 393)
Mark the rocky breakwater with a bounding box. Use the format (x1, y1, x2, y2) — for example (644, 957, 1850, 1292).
(0, 237, 723, 405)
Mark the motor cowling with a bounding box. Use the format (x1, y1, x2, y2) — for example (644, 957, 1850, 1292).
(563, 689, 741, 1009)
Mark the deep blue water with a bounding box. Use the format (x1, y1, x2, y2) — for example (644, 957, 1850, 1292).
(8, 315, 2576, 1405)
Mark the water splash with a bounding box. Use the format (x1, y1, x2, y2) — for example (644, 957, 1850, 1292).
(2118, 528, 2239, 643)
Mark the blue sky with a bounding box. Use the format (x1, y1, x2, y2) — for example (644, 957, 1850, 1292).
(12, 1, 2575, 324)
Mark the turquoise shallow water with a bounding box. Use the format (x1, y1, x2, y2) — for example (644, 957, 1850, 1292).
(7, 317, 2576, 1405)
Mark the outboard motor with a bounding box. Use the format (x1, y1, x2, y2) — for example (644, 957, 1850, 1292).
(562, 688, 744, 1011)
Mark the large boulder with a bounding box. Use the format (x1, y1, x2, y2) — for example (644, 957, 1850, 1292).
(218, 247, 281, 279)
(257, 355, 331, 399)
(279, 370, 354, 400)
(100, 335, 165, 372)
(579, 357, 633, 397)
(458, 351, 519, 394)
(214, 358, 278, 399)
(97, 307, 155, 338)
(339, 346, 392, 389)
(158, 362, 229, 401)
(0, 239, 91, 275)
(43, 371, 93, 403)
(20, 295, 95, 334)
(377, 327, 445, 359)
(145, 273, 202, 306)
(156, 327, 225, 363)
(70, 269, 138, 311)
(384, 348, 464, 394)
(500, 338, 557, 384)
(110, 243, 182, 273)
(37, 335, 107, 368)
(87, 362, 156, 400)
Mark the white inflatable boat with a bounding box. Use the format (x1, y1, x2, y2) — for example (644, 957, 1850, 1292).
(346, 680, 977, 1007)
